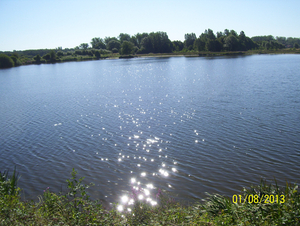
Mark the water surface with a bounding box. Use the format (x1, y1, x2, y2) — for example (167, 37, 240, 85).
(0, 55, 299, 207)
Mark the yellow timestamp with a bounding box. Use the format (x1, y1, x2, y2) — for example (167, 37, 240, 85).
(232, 194, 285, 204)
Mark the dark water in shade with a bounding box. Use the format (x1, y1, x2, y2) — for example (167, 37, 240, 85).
(0, 54, 300, 208)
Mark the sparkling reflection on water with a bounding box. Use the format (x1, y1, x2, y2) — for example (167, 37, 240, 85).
(0, 55, 300, 209)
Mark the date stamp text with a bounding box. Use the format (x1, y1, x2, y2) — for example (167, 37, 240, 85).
(232, 194, 285, 204)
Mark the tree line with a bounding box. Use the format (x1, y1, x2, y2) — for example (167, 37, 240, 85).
(1, 29, 300, 68)
(78, 29, 299, 54)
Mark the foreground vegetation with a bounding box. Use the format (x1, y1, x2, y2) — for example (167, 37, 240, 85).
(1, 168, 299, 225)
(1, 29, 300, 69)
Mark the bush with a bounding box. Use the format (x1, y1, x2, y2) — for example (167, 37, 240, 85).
(99, 49, 112, 54)
(87, 50, 94, 56)
(1, 168, 299, 225)
(94, 51, 101, 59)
(61, 57, 78, 62)
(120, 41, 134, 55)
(0, 167, 20, 196)
(57, 51, 64, 56)
(107, 40, 121, 51)
(112, 48, 119, 53)
(42, 53, 50, 60)
(75, 50, 83, 55)
(132, 46, 139, 54)
(0, 54, 14, 68)
(10, 55, 22, 66)
(136, 47, 147, 54)
(34, 54, 41, 63)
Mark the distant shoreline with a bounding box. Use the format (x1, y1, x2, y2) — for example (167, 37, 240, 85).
(1, 49, 299, 69)
(113, 49, 300, 59)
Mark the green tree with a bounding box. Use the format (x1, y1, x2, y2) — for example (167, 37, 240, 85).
(265, 42, 271, 50)
(172, 41, 184, 51)
(118, 33, 131, 43)
(140, 36, 153, 52)
(140, 32, 172, 53)
(34, 54, 41, 63)
(0, 54, 14, 68)
(10, 55, 22, 66)
(112, 48, 118, 53)
(206, 29, 216, 40)
(216, 31, 223, 38)
(206, 39, 222, 51)
(57, 51, 64, 57)
(104, 37, 118, 45)
(151, 31, 172, 53)
(42, 51, 56, 62)
(239, 31, 246, 42)
(133, 33, 149, 48)
(276, 36, 287, 46)
(94, 50, 101, 59)
(224, 29, 230, 36)
(230, 30, 238, 37)
(91, 37, 106, 49)
(107, 40, 121, 51)
(184, 33, 196, 50)
(42, 53, 50, 60)
(132, 46, 139, 54)
(294, 43, 299, 48)
(79, 43, 89, 50)
(194, 38, 206, 51)
(251, 35, 274, 44)
(130, 36, 138, 47)
(224, 35, 239, 51)
(120, 41, 134, 55)
(244, 37, 258, 50)
(49, 50, 56, 62)
(238, 31, 247, 50)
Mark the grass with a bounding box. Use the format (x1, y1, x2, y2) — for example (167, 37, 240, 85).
(1, 168, 299, 225)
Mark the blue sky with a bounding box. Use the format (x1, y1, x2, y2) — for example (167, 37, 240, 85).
(0, 0, 299, 51)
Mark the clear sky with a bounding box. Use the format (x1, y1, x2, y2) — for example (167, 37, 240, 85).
(1, 0, 299, 51)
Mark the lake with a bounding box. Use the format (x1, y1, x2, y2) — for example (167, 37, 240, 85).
(0, 54, 299, 208)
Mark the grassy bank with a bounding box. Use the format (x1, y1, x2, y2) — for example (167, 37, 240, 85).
(1, 168, 299, 225)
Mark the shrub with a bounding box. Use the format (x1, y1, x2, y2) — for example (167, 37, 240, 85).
(136, 47, 147, 54)
(107, 40, 121, 51)
(34, 54, 41, 63)
(1, 168, 299, 225)
(42, 53, 50, 60)
(99, 49, 112, 54)
(87, 50, 93, 56)
(0, 167, 20, 196)
(61, 57, 78, 62)
(112, 48, 119, 53)
(75, 50, 82, 55)
(0, 54, 14, 68)
(94, 51, 101, 59)
(132, 46, 139, 53)
(120, 41, 134, 55)
(57, 51, 64, 56)
(10, 55, 22, 66)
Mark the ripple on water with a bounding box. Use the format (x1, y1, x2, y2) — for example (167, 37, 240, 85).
(1, 55, 300, 205)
